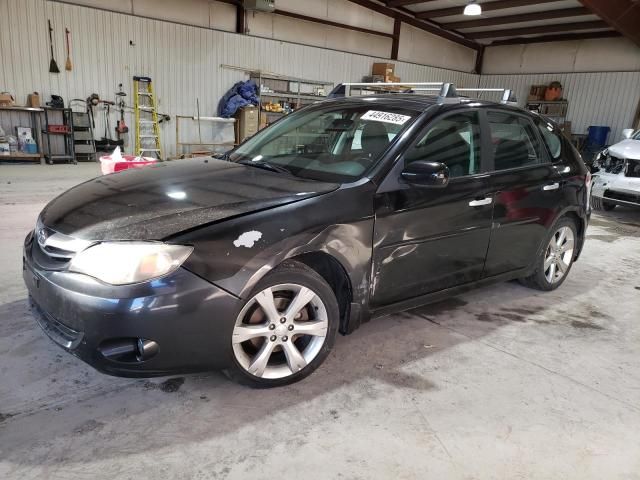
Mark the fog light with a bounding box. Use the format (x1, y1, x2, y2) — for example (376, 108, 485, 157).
(136, 339, 159, 362)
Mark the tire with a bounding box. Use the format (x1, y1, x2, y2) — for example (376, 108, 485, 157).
(519, 217, 578, 291)
(224, 260, 339, 388)
(591, 194, 616, 211)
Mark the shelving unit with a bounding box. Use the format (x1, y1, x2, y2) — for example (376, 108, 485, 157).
(70, 100, 96, 162)
(525, 100, 569, 122)
(221, 64, 333, 128)
(175, 115, 236, 157)
(0, 106, 43, 163)
(42, 107, 76, 164)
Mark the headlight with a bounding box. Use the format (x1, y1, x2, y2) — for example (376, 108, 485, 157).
(69, 242, 193, 285)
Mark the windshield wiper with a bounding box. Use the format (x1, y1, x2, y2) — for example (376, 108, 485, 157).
(237, 160, 291, 174)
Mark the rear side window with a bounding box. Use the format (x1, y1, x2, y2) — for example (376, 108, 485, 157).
(488, 111, 543, 171)
(405, 111, 481, 178)
(535, 119, 562, 160)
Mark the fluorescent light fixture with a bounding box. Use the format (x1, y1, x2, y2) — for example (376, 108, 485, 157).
(464, 1, 482, 16)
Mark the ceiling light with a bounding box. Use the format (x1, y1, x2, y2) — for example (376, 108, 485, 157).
(463, 1, 482, 16)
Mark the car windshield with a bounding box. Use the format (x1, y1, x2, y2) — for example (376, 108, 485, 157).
(229, 103, 418, 182)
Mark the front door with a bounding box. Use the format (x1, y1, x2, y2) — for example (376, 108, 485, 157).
(483, 110, 564, 277)
(371, 110, 493, 307)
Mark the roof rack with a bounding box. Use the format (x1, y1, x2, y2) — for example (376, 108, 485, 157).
(328, 82, 517, 106)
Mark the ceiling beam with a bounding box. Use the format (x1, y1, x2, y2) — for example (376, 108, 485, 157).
(445, 7, 591, 30)
(386, 0, 438, 7)
(391, 18, 402, 59)
(467, 20, 610, 39)
(274, 10, 395, 38)
(578, 0, 640, 48)
(489, 30, 622, 46)
(417, 0, 561, 20)
(347, 0, 481, 50)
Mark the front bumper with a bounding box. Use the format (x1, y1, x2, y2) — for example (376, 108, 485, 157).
(23, 232, 241, 377)
(592, 173, 640, 208)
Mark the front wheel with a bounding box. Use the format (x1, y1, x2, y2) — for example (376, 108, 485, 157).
(224, 261, 339, 388)
(520, 218, 577, 291)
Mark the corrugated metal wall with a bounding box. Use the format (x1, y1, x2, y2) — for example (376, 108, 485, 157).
(0, 0, 476, 157)
(2, 0, 638, 157)
(480, 72, 640, 143)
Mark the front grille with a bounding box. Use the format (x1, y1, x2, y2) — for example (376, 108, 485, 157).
(32, 218, 93, 271)
(605, 189, 640, 204)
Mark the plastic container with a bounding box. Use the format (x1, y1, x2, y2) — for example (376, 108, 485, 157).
(24, 139, 38, 154)
(100, 147, 157, 175)
(586, 126, 611, 148)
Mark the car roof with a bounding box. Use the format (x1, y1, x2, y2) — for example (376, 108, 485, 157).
(321, 94, 524, 114)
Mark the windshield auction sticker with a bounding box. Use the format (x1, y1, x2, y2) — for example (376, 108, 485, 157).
(361, 110, 411, 125)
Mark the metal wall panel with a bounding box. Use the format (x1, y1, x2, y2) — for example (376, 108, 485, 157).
(0, 0, 477, 157)
(3, 0, 637, 158)
(480, 72, 640, 143)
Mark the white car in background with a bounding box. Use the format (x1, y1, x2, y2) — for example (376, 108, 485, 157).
(591, 128, 640, 211)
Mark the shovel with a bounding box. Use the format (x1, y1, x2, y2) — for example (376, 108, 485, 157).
(65, 28, 72, 71)
(48, 20, 60, 73)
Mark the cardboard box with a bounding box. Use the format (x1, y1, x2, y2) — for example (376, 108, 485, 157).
(528, 85, 547, 102)
(372, 62, 394, 76)
(236, 106, 259, 142)
(0, 93, 14, 107)
(27, 93, 40, 108)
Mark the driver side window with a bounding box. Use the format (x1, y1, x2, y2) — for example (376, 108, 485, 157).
(404, 111, 481, 178)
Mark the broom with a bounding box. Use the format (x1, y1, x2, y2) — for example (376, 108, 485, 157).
(65, 28, 72, 71)
(48, 20, 60, 74)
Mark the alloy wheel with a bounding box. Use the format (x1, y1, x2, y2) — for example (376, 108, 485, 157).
(232, 284, 328, 379)
(544, 226, 575, 284)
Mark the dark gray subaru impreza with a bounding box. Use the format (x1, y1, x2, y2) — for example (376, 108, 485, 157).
(24, 89, 590, 387)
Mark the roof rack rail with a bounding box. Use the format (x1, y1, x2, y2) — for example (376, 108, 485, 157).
(328, 82, 518, 105)
(328, 82, 444, 98)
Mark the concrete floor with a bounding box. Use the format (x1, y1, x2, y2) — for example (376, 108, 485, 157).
(1, 163, 639, 480)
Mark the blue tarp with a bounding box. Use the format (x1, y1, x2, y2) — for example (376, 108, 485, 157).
(218, 80, 259, 118)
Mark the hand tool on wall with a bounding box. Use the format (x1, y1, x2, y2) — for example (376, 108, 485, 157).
(65, 28, 72, 71)
(115, 84, 129, 136)
(47, 20, 60, 73)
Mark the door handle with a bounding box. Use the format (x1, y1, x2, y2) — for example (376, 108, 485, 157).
(542, 182, 560, 191)
(468, 197, 492, 207)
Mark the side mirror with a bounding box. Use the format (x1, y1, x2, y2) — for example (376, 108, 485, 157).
(401, 160, 449, 188)
(622, 128, 635, 139)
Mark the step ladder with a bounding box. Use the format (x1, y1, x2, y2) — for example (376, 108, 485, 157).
(133, 76, 162, 159)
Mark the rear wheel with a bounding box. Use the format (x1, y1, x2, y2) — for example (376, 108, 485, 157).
(520, 218, 577, 291)
(224, 261, 339, 388)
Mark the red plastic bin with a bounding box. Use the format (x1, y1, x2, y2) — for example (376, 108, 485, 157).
(100, 151, 157, 175)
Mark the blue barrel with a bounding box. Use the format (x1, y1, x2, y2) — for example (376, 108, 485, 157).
(587, 126, 611, 148)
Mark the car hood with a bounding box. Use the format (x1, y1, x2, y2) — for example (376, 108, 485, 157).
(40, 158, 339, 240)
(608, 139, 640, 160)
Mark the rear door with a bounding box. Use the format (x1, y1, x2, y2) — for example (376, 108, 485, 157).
(483, 109, 564, 277)
(371, 109, 493, 307)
